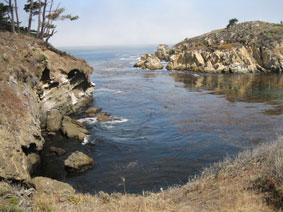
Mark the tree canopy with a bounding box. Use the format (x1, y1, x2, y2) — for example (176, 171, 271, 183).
(1, 0, 78, 42)
(226, 18, 239, 29)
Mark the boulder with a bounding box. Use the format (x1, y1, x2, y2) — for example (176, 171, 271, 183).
(32, 177, 75, 195)
(96, 113, 119, 122)
(85, 107, 102, 117)
(26, 153, 41, 174)
(46, 109, 62, 132)
(61, 116, 88, 141)
(85, 107, 102, 114)
(155, 44, 170, 61)
(64, 151, 95, 173)
(49, 146, 65, 156)
(134, 54, 163, 70)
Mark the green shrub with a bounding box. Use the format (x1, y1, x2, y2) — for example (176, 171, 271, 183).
(169, 49, 175, 55)
(273, 24, 283, 27)
(40, 54, 47, 61)
(2, 53, 8, 61)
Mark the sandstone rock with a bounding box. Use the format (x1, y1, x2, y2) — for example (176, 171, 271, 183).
(49, 146, 65, 156)
(32, 177, 75, 195)
(155, 44, 170, 61)
(64, 151, 95, 173)
(26, 153, 40, 173)
(134, 54, 163, 70)
(85, 107, 102, 115)
(46, 109, 62, 132)
(147, 21, 283, 73)
(61, 116, 88, 141)
(96, 113, 118, 122)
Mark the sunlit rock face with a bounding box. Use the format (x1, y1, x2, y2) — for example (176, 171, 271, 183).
(134, 53, 163, 70)
(137, 21, 283, 73)
(0, 31, 94, 182)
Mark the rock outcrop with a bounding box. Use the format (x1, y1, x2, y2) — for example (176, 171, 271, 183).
(136, 21, 283, 73)
(64, 151, 95, 173)
(155, 44, 170, 61)
(134, 53, 163, 70)
(61, 116, 88, 141)
(32, 177, 75, 195)
(85, 107, 102, 117)
(0, 31, 94, 182)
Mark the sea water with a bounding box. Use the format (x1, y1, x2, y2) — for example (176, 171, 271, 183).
(41, 45, 283, 194)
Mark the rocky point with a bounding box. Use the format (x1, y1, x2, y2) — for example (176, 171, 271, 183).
(135, 21, 283, 73)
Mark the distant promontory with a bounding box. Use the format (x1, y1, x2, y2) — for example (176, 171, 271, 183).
(135, 21, 283, 73)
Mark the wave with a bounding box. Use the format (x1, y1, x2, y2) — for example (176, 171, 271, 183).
(82, 135, 91, 145)
(95, 88, 124, 94)
(100, 118, 129, 129)
(78, 117, 98, 125)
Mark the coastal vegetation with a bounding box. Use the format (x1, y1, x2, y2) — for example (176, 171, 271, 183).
(0, 134, 282, 211)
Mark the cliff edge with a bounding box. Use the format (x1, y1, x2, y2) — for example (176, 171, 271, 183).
(135, 21, 283, 73)
(0, 31, 94, 182)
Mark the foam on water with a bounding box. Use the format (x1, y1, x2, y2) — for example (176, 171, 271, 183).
(101, 118, 129, 129)
(78, 117, 98, 125)
(95, 88, 124, 94)
(82, 135, 91, 145)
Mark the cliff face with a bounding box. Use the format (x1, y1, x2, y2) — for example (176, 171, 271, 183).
(135, 21, 283, 73)
(0, 32, 94, 182)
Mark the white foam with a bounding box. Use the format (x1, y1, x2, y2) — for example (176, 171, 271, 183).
(82, 135, 91, 145)
(100, 118, 129, 128)
(78, 117, 98, 125)
(127, 160, 138, 168)
(95, 88, 124, 94)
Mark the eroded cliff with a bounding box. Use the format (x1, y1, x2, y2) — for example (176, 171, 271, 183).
(0, 31, 94, 182)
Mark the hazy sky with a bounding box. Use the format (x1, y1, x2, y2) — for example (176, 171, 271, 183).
(13, 0, 283, 47)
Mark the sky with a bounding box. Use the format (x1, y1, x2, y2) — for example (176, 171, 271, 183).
(7, 0, 283, 47)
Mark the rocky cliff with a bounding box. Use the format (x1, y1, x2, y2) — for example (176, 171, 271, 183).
(0, 31, 94, 182)
(135, 21, 283, 73)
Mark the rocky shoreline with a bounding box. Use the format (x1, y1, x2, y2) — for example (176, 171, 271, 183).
(134, 21, 283, 73)
(0, 31, 103, 193)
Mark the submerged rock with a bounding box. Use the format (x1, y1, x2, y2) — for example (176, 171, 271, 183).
(61, 116, 88, 141)
(96, 113, 120, 122)
(32, 177, 75, 195)
(134, 54, 163, 70)
(64, 151, 95, 173)
(49, 146, 66, 156)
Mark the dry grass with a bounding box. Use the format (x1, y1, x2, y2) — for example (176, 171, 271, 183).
(31, 134, 283, 212)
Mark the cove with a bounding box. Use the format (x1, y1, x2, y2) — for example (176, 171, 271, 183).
(39, 46, 283, 194)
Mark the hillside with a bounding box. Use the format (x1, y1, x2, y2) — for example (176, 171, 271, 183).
(135, 21, 283, 73)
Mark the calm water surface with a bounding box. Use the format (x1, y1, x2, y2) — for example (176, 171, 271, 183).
(41, 46, 283, 194)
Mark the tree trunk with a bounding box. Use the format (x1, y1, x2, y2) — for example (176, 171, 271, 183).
(40, 0, 48, 39)
(14, 0, 20, 32)
(8, 0, 15, 33)
(27, 0, 33, 34)
(45, 0, 53, 40)
(36, 0, 42, 38)
(27, 0, 33, 33)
